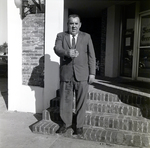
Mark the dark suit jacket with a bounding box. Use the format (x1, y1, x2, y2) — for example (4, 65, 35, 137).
(54, 31, 96, 81)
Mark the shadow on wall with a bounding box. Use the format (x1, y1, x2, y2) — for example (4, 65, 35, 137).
(44, 54, 60, 110)
(28, 54, 60, 113)
(28, 56, 44, 87)
(28, 55, 44, 113)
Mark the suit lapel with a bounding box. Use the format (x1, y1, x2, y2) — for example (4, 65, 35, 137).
(64, 31, 83, 49)
(76, 31, 83, 49)
(64, 32, 71, 49)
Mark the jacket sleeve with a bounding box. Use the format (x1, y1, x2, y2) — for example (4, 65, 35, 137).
(87, 35, 96, 75)
(54, 33, 68, 57)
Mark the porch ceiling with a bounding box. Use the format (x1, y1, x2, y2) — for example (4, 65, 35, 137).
(64, 0, 137, 18)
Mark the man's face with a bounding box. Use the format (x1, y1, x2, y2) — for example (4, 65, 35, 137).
(68, 17, 81, 36)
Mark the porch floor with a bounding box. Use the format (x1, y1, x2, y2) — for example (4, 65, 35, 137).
(91, 76, 150, 97)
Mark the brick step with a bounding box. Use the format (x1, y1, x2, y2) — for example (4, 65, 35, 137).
(86, 101, 142, 117)
(42, 108, 150, 134)
(88, 91, 150, 107)
(50, 91, 150, 118)
(84, 112, 150, 134)
(88, 92, 119, 102)
(50, 91, 150, 108)
(49, 97, 143, 118)
(49, 92, 120, 108)
(32, 119, 150, 147)
(87, 91, 150, 119)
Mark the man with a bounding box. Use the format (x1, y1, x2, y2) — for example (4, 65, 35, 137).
(54, 14, 96, 136)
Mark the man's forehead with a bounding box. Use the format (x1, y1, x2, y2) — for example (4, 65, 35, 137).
(69, 17, 80, 22)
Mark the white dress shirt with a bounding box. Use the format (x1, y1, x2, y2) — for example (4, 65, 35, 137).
(70, 34, 78, 48)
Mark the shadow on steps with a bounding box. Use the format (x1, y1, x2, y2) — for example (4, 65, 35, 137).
(92, 78, 150, 119)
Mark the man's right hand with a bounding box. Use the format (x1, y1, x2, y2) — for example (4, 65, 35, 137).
(67, 49, 79, 58)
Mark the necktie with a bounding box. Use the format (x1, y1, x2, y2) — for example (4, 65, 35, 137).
(72, 36, 76, 49)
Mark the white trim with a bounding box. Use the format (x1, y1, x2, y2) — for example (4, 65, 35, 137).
(139, 10, 150, 15)
(132, 2, 140, 80)
(137, 77, 150, 82)
(139, 46, 150, 48)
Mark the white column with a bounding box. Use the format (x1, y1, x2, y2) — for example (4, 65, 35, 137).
(8, 0, 43, 113)
(44, 0, 64, 109)
(64, 8, 68, 31)
(105, 5, 121, 77)
(8, 0, 22, 111)
(8, 0, 64, 113)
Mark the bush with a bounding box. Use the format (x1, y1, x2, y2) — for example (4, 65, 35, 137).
(0, 42, 8, 54)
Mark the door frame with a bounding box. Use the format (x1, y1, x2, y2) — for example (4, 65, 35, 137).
(136, 10, 150, 82)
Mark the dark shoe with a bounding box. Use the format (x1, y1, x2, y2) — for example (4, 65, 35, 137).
(56, 124, 71, 134)
(76, 127, 83, 135)
(73, 127, 83, 136)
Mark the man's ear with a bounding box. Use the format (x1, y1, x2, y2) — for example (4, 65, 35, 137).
(79, 22, 82, 28)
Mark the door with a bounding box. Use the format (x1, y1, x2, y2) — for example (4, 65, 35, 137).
(137, 11, 150, 81)
(120, 3, 135, 77)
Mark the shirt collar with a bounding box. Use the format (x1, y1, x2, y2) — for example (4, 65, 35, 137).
(70, 34, 78, 38)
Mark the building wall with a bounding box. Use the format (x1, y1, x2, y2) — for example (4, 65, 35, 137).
(22, 14, 45, 113)
(8, 0, 64, 113)
(7, 0, 149, 113)
(0, 0, 7, 45)
(22, 14, 45, 87)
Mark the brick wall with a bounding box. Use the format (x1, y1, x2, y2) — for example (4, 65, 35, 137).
(22, 13, 45, 87)
(100, 9, 107, 76)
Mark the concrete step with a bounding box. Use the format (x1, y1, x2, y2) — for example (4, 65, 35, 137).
(32, 119, 150, 147)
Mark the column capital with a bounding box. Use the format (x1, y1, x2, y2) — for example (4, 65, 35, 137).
(14, 0, 22, 8)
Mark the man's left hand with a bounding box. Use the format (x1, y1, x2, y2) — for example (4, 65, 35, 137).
(88, 75, 95, 84)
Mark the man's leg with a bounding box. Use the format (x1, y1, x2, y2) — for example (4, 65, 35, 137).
(75, 80, 89, 128)
(59, 81, 73, 128)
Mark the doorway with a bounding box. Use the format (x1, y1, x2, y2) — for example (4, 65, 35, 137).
(81, 17, 101, 75)
(120, 2, 150, 82)
(68, 9, 102, 75)
(120, 3, 136, 78)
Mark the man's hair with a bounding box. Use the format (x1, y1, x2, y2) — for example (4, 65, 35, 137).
(68, 14, 81, 22)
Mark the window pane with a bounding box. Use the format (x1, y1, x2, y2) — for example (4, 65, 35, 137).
(138, 48, 150, 78)
(140, 15, 150, 46)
